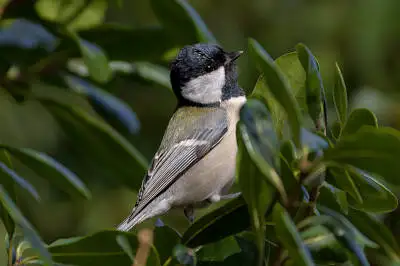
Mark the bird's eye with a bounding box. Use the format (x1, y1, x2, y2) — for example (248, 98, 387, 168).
(206, 65, 212, 70)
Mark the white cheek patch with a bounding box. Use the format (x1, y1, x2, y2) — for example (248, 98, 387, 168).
(182, 66, 225, 104)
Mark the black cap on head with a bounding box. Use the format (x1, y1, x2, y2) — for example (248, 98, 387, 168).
(170, 43, 244, 106)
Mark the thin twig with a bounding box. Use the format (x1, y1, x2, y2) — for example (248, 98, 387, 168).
(134, 229, 154, 266)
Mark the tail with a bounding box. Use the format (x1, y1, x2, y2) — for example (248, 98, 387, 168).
(117, 208, 147, 231)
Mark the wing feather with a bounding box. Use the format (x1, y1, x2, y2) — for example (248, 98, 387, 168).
(131, 107, 228, 218)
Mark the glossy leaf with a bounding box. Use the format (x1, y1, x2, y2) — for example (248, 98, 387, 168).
(0, 153, 16, 238)
(40, 99, 148, 190)
(63, 74, 140, 134)
(74, 36, 112, 84)
(0, 146, 90, 199)
(347, 169, 398, 213)
(279, 141, 298, 191)
(301, 225, 348, 264)
(323, 127, 400, 186)
(249, 39, 302, 147)
(151, 0, 217, 43)
(341, 108, 378, 137)
(153, 224, 181, 264)
(239, 99, 286, 201)
(49, 230, 160, 266)
(0, 162, 40, 201)
(273, 204, 313, 266)
(67, 0, 107, 30)
(173, 244, 197, 265)
(333, 62, 348, 124)
(115, 235, 134, 263)
(318, 207, 374, 266)
(300, 128, 329, 154)
(0, 186, 53, 266)
(296, 43, 326, 131)
(182, 196, 249, 248)
(129, 62, 172, 90)
(197, 236, 241, 262)
(327, 168, 363, 204)
(318, 184, 348, 214)
(347, 209, 400, 261)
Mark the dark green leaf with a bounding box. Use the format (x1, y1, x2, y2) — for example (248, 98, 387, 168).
(197, 236, 241, 262)
(341, 108, 378, 137)
(296, 43, 326, 131)
(153, 224, 181, 264)
(333, 62, 348, 124)
(129, 62, 172, 90)
(347, 169, 398, 213)
(273, 204, 313, 266)
(115, 235, 134, 263)
(49, 230, 160, 266)
(79, 25, 181, 62)
(40, 99, 148, 190)
(327, 168, 363, 204)
(173, 244, 197, 265)
(151, 0, 216, 43)
(239, 99, 286, 201)
(70, 33, 112, 84)
(323, 127, 400, 186)
(279, 141, 298, 191)
(248, 39, 302, 147)
(63, 74, 141, 134)
(318, 207, 373, 266)
(331, 121, 342, 140)
(0, 146, 91, 199)
(0, 186, 53, 266)
(182, 196, 249, 248)
(347, 209, 400, 261)
(318, 183, 348, 214)
(0, 162, 40, 201)
(0, 153, 15, 239)
(301, 225, 348, 264)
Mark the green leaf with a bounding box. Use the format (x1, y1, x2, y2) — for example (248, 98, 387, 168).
(272, 204, 313, 266)
(115, 235, 134, 263)
(182, 196, 249, 248)
(49, 230, 160, 266)
(197, 236, 241, 262)
(341, 108, 378, 137)
(347, 169, 398, 213)
(323, 127, 400, 186)
(153, 224, 181, 264)
(317, 207, 373, 266)
(63, 74, 141, 134)
(35, 0, 107, 30)
(327, 168, 363, 204)
(73, 35, 112, 84)
(248, 39, 302, 147)
(318, 183, 348, 214)
(0, 162, 40, 201)
(301, 225, 348, 264)
(0, 146, 91, 199)
(300, 128, 329, 154)
(129, 62, 172, 91)
(296, 43, 326, 131)
(0, 186, 53, 266)
(39, 99, 148, 190)
(333, 63, 348, 124)
(347, 209, 400, 261)
(173, 244, 197, 265)
(67, 0, 107, 31)
(239, 99, 286, 201)
(79, 25, 182, 62)
(151, 0, 216, 43)
(279, 141, 298, 191)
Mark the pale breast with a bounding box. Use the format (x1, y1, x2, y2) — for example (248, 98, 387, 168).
(169, 96, 247, 206)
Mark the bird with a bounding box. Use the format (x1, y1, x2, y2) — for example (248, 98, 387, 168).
(117, 43, 246, 231)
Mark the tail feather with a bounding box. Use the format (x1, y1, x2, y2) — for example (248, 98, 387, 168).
(117, 209, 146, 231)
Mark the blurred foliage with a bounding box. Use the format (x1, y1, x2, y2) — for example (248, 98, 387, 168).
(0, 0, 399, 265)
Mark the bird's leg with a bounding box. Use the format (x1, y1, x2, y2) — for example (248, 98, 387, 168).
(184, 205, 195, 223)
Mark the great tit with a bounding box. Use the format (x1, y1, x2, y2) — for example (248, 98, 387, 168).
(117, 43, 246, 231)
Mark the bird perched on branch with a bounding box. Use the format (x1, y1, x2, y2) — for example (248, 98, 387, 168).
(117, 43, 246, 231)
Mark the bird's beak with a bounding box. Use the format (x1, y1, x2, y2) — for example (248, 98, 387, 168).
(225, 50, 243, 64)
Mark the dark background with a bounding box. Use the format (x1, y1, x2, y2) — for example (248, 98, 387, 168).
(1, 0, 400, 263)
